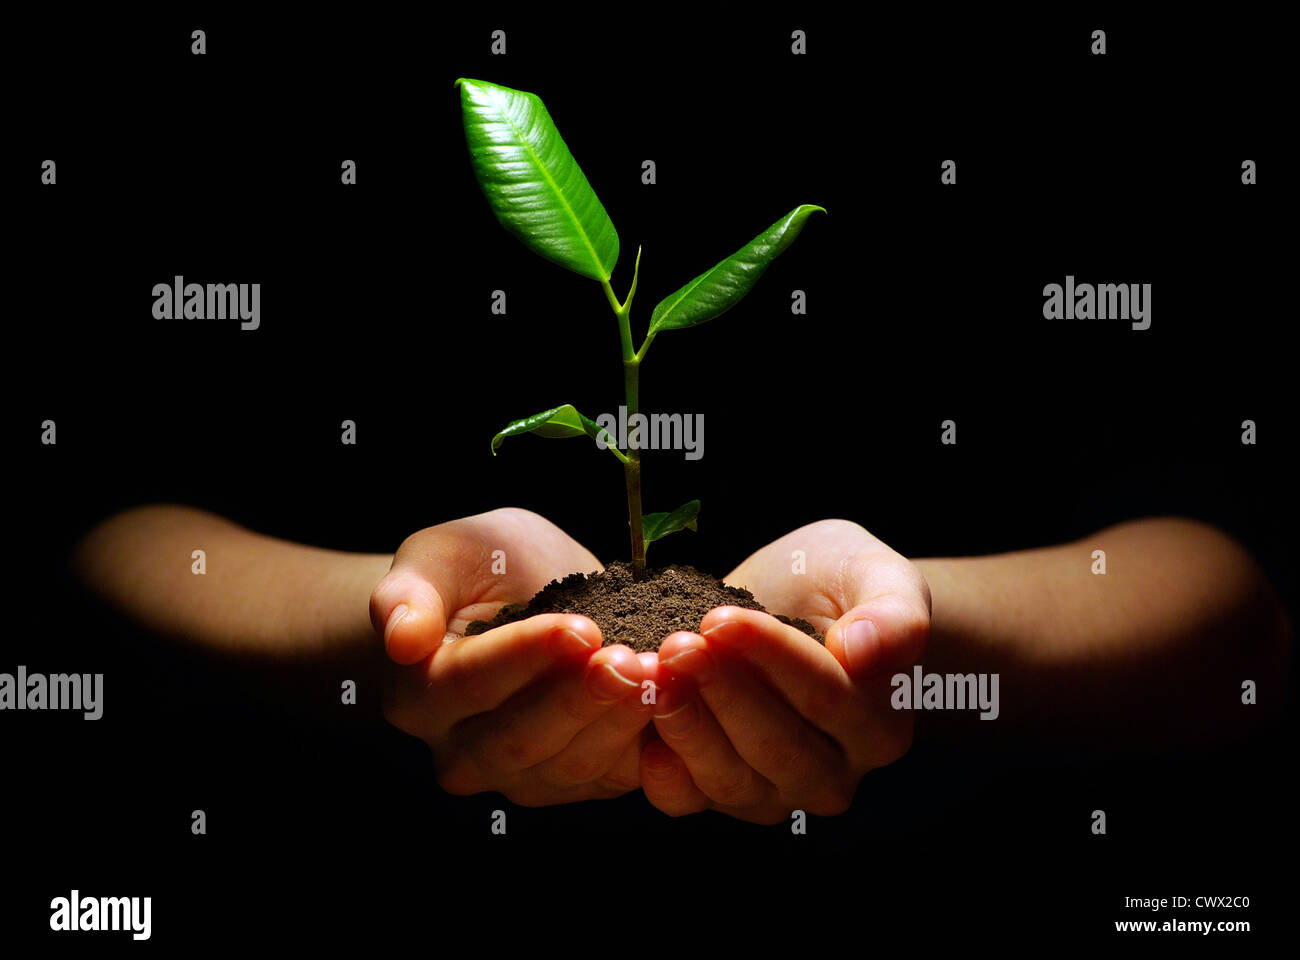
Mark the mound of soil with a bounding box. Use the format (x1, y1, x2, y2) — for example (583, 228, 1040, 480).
(465, 561, 823, 653)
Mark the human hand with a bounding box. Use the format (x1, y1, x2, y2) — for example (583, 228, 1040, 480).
(369, 507, 659, 806)
(640, 519, 930, 823)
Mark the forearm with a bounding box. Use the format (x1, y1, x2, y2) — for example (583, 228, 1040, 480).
(71, 504, 393, 663)
(913, 517, 1292, 743)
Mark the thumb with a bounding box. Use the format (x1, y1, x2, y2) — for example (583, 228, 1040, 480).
(369, 559, 456, 666)
(826, 574, 930, 684)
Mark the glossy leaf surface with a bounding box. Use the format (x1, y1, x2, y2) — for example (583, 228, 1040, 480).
(641, 499, 701, 544)
(457, 78, 620, 282)
(490, 404, 609, 455)
(648, 204, 825, 334)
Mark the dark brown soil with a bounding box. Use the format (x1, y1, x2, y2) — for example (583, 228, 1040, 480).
(465, 561, 823, 653)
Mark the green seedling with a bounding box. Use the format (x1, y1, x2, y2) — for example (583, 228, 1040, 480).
(457, 78, 824, 578)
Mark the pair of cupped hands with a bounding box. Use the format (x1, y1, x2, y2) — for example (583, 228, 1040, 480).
(369, 508, 931, 823)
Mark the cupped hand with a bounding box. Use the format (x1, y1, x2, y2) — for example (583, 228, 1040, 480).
(640, 519, 930, 823)
(369, 507, 659, 806)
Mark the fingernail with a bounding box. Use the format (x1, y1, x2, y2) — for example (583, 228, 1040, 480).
(587, 662, 640, 701)
(843, 618, 879, 674)
(548, 627, 595, 659)
(653, 696, 700, 734)
(659, 647, 716, 685)
(701, 619, 749, 649)
(384, 604, 410, 647)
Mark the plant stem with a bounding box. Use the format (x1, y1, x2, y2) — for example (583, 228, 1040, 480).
(603, 248, 647, 579)
(623, 358, 645, 578)
(634, 329, 656, 363)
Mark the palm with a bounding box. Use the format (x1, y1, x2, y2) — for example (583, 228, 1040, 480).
(725, 520, 908, 636)
(421, 508, 603, 635)
(372, 509, 651, 807)
(637, 520, 931, 822)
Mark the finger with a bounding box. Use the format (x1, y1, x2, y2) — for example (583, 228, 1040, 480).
(532, 686, 656, 790)
(637, 651, 661, 697)
(595, 731, 652, 792)
(430, 614, 603, 722)
(456, 644, 645, 775)
(639, 739, 710, 817)
(653, 633, 778, 811)
(822, 597, 928, 770)
(454, 736, 646, 807)
(660, 632, 848, 811)
(827, 596, 929, 684)
(825, 556, 931, 683)
(698, 606, 870, 747)
(503, 779, 631, 807)
(370, 563, 452, 665)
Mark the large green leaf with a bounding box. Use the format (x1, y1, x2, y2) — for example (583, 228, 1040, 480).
(648, 204, 825, 335)
(490, 404, 611, 455)
(641, 500, 701, 544)
(456, 78, 620, 282)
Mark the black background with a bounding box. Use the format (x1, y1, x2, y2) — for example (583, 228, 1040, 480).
(6, 8, 1294, 950)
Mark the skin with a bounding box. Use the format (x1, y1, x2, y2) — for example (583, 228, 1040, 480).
(643, 520, 929, 823)
(74, 506, 658, 806)
(639, 517, 1291, 822)
(368, 508, 659, 806)
(73, 506, 1291, 821)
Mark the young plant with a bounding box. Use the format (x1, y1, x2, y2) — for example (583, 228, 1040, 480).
(457, 78, 824, 578)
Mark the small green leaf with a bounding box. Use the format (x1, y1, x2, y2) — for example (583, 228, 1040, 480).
(457, 78, 620, 282)
(641, 500, 701, 544)
(490, 404, 611, 455)
(648, 204, 826, 335)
